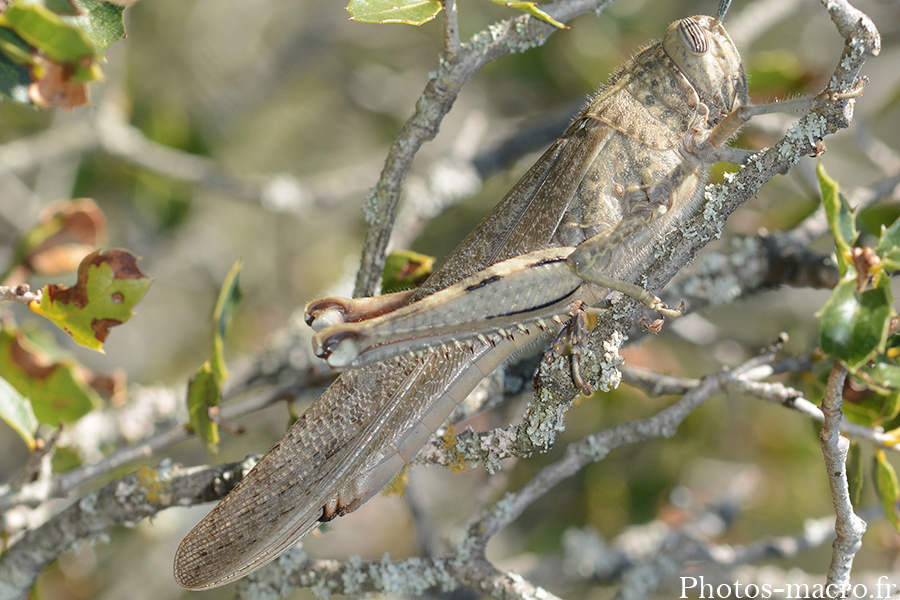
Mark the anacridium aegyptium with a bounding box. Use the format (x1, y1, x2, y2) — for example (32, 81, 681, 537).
(174, 0, 861, 588)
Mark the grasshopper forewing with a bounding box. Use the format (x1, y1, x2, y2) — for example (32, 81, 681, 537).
(174, 2, 861, 589)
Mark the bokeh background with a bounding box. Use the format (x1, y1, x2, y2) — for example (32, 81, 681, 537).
(1, 0, 900, 598)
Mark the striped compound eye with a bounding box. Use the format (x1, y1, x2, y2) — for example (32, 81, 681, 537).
(677, 17, 710, 55)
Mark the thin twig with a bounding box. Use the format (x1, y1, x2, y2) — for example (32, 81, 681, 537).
(0, 284, 40, 305)
(0, 457, 261, 600)
(820, 361, 866, 596)
(442, 0, 461, 60)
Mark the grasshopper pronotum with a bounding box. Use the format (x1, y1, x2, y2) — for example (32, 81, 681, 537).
(175, 0, 862, 589)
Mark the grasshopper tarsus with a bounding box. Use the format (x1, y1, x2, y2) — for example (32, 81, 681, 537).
(650, 298, 683, 319)
(639, 313, 665, 335)
(548, 301, 595, 396)
(821, 77, 867, 104)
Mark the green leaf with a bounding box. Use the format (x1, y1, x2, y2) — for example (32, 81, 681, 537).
(847, 440, 863, 508)
(69, 0, 126, 50)
(876, 217, 900, 271)
(842, 387, 900, 428)
(0, 374, 38, 450)
(185, 261, 242, 455)
(491, 1, 567, 29)
(347, 0, 442, 25)
(0, 24, 34, 65)
(0, 42, 31, 103)
(381, 250, 434, 295)
(210, 260, 242, 381)
(817, 278, 893, 370)
(46, 0, 81, 17)
(187, 361, 220, 454)
(2, 3, 95, 64)
(30, 249, 151, 352)
(875, 449, 900, 532)
(817, 163, 857, 276)
(861, 363, 900, 393)
(0, 0, 127, 105)
(0, 323, 100, 424)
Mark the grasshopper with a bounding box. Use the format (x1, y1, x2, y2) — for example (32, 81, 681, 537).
(174, 0, 861, 589)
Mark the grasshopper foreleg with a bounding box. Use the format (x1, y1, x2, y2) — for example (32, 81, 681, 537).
(699, 79, 866, 153)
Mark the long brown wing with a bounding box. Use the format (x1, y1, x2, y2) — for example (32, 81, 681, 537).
(174, 111, 615, 590)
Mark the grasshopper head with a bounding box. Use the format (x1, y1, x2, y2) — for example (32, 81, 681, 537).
(662, 15, 750, 121)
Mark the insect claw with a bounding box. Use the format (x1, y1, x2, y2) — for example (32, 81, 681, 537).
(639, 313, 665, 334)
(655, 299, 684, 318)
(570, 357, 592, 396)
(810, 140, 826, 158)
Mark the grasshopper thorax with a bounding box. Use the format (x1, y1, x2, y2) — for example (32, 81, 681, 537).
(662, 15, 749, 123)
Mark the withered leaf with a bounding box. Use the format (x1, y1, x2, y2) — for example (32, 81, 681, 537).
(27, 55, 90, 109)
(30, 249, 151, 351)
(3, 198, 108, 284)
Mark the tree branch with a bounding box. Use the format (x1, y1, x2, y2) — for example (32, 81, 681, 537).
(0, 457, 260, 600)
(820, 361, 866, 596)
(0, 284, 40, 306)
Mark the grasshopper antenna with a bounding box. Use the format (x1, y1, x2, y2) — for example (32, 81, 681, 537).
(716, 0, 733, 21)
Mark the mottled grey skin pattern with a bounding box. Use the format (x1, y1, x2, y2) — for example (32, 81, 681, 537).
(175, 15, 750, 590)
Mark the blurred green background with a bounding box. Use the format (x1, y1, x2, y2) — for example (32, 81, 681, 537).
(1, 0, 900, 598)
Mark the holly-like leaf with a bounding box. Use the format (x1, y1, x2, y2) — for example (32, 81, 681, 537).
(491, 1, 567, 29)
(187, 361, 220, 454)
(0, 0, 128, 106)
(817, 278, 893, 371)
(347, 0, 442, 25)
(1, 3, 95, 65)
(210, 260, 242, 381)
(0, 322, 100, 424)
(70, 0, 126, 50)
(381, 250, 434, 295)
(876, 216, 900, 272)
(859, 363, 900, 394)
(818, 163, 857, 276)
(874, 449, 900, 532)
(0, 374, 38, 450)
(0, 3, 100, 108)
(842, 385, 900, 428)
(29, 249, 151, 352)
